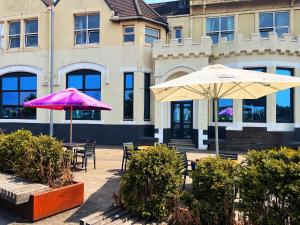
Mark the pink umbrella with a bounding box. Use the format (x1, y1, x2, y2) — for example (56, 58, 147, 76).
(24, 88, 112, 143)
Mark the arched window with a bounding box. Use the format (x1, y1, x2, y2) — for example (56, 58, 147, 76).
(66, 69, 101, 120)
(1, 72, 37, 119)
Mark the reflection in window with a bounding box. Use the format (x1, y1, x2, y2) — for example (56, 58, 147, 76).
(206, 16, 234, 44)
(1, 73, 37, 119)
(124, 73, 134, 120)
(9, 21, 21, 48)
(145, 27, 160, 43)
(25, 19, 38, 47)
(66, 70, 101, 120)
(144, 73, 151, 121)
(75, 13, 100, 45)
(276, 68, 293, 123)
(259, 11, 289, 37)
(243, 68, 267, 123)
(214, 99, 233, 122)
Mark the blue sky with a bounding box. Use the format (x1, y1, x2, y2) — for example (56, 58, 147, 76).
(145, 0, 174, 3)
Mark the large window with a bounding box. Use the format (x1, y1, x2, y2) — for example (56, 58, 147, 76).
(74, 13, 100, 45)
(276, 68, 294, 123)
(174, 27, 182, 43)
(259, 11, 289, 38)
(206, 16, 234, 44)
(1, 73, 37, 119)
(0, 23, 4, 49)
(123, 26, 135, 43)
(145, 27, 160, 43)
(124, 73, 134, 120)
(243, 68, 267, 123)
(213, 99, 233, 122)
(144, 73, 151, 121)
(9, 21, 21, 48)
(25, 19, 38, 47)
(66, 70, 101, 120)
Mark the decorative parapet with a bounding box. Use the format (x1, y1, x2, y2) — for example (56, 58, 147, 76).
(212, 32, 300, 59)
(152, 37, 212, 59)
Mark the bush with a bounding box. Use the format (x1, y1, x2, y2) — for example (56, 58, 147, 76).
(119, 145, 183, 221)
(191, 157, 237, 225)
(238, 147, 300, 225)
(0, 130, 73, 188)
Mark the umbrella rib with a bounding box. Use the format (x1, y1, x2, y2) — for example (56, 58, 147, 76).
(220, 82, 254, 98)
(235, 82, 257, 99)
(158, 87, 181, 101)
(217, 83, 223, 97)
(183, 86, 211, 98)
(219, 82, 241, 98)
(198, 84, 214, 98)
(255, 82, 281, 91)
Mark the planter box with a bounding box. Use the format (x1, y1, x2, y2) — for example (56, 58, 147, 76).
(0, 182, 84, 222)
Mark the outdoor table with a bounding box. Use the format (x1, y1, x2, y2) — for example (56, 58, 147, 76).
(63, 142, 87, 170)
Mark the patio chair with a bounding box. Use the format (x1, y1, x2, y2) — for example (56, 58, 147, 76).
(121, 142, 134, 172)
(76, 143, 96, 172)
(178, 152, 188, 190)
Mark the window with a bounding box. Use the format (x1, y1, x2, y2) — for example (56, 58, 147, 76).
(174, 27, 182, 43)
(243, 68, 267, 123)
(259, 11, 289, 38)
(124, 73, 134, 120)
(25, 19, 38, 47)
(145, 27, 160, 43)
(1, 73, 37, 119)
(144, 73, 151, 121)
(206, 16, 234, 44)
(9, 21, 21, 48)
(66, 70, 101, 120)
(213, 99, 233, 122)
(0, 23, 4, 49)
(123, 26, 135, 42)
(75, 13, 100, 45)
(276, 68, 294, 123)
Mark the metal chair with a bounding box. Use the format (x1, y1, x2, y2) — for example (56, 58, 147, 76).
(121, 142, 134, 172)
(178, 152, 188, 190)
(77, 143, 96, 172)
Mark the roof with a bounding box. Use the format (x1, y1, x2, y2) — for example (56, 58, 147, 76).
(41, 0, 60, 6)
(149, 0, 190, 19)
(105, 0, 168, 27)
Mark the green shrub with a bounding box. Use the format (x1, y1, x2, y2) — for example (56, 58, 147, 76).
(0, 130, 73, 188)
(238, 147, 300, 225)
(119, 145, 183, 221)
(191, 157, 237, 225)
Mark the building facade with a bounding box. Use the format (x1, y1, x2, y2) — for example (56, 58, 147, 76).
(0, 0, 300, 150)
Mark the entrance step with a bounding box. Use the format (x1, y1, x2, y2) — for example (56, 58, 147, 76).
(168, 139, 198, 151)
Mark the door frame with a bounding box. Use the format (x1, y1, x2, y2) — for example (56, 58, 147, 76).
(171, 101, 193, 139)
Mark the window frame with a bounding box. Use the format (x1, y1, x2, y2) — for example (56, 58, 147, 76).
(174, 26, 183, 43)
(66, 70, 102, 120)
(123, 72, 134, 121)
(0, 72, 37, 120)
(145, 27, 160, 43)
(123, 25, 135, 43)
(0, 22, 4, 49)
(9, 21, 21, 49)
(25, 19, 38, 48)
(74, 13, 100, 46)
(144, 73, 151, 121)
(206, 15, 235, 44)
(259, 11, 290, 37)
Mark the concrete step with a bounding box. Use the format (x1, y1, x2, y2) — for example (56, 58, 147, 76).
(169, 139, 193, 143)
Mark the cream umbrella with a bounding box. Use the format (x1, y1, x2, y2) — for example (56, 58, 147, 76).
(151, 64, 300, 155)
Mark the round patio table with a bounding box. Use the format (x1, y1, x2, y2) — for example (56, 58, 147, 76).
(63, 142, 87, 170)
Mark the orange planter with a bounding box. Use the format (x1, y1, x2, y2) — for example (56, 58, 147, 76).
(0, 182, 84, 222)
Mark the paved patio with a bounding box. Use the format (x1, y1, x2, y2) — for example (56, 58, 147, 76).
(0, 147, 216, 225)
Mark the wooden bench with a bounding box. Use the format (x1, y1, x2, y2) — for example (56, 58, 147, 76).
(0, 173, 50, 205)
(219, 153, 238, 160)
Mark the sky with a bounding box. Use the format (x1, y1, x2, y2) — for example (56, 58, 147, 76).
(145, 0, 174, 3)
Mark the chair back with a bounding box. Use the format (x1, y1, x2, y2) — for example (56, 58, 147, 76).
(178, 152, 188, 175)
(123, 142, 134, 157)
(85, 143, 96, 156)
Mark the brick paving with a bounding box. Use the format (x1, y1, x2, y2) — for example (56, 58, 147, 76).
(0, 147, 216, 225)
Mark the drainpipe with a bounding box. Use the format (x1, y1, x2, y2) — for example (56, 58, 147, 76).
(48, 3, 54, 136)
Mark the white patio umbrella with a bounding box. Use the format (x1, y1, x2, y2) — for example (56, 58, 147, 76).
(151, 64, 300, 155)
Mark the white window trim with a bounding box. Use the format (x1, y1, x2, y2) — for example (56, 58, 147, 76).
(0, 22, 4, 49)
(123, 25, 135, 43)
(9, 21, 21, 49)
(25, 19, 38, 48)
(259, 11, 290, 37)
(206, 16, 235, 43)
(74, 13, 100, 45)
(174, 27, 182, 42)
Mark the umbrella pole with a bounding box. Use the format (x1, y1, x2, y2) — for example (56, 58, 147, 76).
(214, 98, 220, 156)
(70, 106, 73, 143)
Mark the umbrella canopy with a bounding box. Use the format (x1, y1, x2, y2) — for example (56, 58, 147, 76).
(24, 88, 112, 142)
(151, 64, 300, 155)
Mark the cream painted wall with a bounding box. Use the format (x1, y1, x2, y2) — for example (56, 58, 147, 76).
(238, 13, 255, 39)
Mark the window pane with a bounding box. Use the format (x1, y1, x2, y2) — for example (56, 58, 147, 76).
(221, 32, 234, 42)
(125, 74, 133, 89)
(125, 27, 134, 33)
(144, 73, 151, 120)
(75, 31, 86, 44)
(19, 107, 36, 119)
(145, 28, 159, 37)
(10, 37, 20, 48)
(207, 17, 219, 32)
(9, 22, 20, 35)
(20, 77, 37, 90)
(221, 16, 234, 31)
(218, 99, 233, 122)
(2, 107, 18, 119)
(88, 14, 100, 29)
(75, 15, 87, 30)
(2, 77, 18, 90)
(259, 13, 273, 28)
(145, 35, 158, 43)
(25, 20, 38, 34)
(124, 90, 133, 120)
(175, 28, 182, 39)
(260, 30, 271, 38)
(68, 75, 83, 89)
(86, 74, 100, 89)
(67, 110, 100, 120)
(88, 30, 99, 43)
(26, 35, 38, 47)
(275, 12, 289, 27)
(85, 90, 101, 100)
(3, 92, 19, 105)
(20, 92, 36, 104)
(124, 34, 135, 42)
(208, 33, 219, 44)
(276, 27, 289, 37)
(276, 68, 293, 123)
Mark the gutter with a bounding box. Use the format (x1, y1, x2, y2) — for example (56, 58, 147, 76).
(48, 4, 54, 136)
